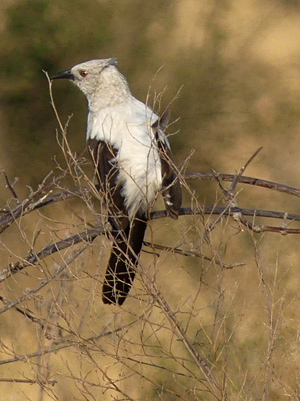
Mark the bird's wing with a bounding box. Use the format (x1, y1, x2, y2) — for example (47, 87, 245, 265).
(152, 116, 182, 219)
(87, 138, 128, 230)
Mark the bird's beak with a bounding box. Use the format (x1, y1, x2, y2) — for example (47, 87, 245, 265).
(50, 69, 74, 81)
(108, 58, 118, 67)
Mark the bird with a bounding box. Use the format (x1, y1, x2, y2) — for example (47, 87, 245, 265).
(51, 58, 182, 305)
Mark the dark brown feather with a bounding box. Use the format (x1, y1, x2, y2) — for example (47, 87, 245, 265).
(87, 138, 126, 224)
(102, 217, 147, 305)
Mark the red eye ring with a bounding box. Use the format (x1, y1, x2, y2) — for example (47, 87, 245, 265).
(80, 70, 88, 77)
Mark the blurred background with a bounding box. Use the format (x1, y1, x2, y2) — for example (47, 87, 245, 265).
(2, 0, 300, 400)
(2, 0, 300, 197)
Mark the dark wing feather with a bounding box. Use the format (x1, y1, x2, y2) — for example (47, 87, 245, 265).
(87, 138, 127, 226)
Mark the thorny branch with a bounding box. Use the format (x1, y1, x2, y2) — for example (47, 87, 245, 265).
(0, 204, 299, 284)
(2, 165, 300, 233)
(2, 154, 300, 284)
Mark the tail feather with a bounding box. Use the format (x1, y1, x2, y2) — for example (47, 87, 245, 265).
(102, 218, 147, 305)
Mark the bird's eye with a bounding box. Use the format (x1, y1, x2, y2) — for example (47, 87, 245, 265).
(80, 70, 88, 77)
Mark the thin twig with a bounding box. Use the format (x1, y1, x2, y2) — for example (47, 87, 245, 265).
(143, 242, 245, 269)
(0, 171, 55, 233)
(0, 295, 47, 330)
(0, 226, 104, 283)
(230, 147, 263, 193)
(149, 281, 226, 400)
(0, 316, 142, 366)
(0, 246, 87, 315)
(0, 378, 57, 385)
(2, 170, 19, 200)
(44, 71, 64, 133)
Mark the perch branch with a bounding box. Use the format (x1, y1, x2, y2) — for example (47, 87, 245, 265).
(2, 205, 299, 284)
(185, 172, 300, 198)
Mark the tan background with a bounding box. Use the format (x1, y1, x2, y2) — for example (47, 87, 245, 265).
(1, 0, 300, 400)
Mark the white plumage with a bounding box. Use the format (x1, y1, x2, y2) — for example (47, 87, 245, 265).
(87, 99, 167, 217)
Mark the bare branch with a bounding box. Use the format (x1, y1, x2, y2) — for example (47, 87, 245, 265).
(0, 315, 142, 366)
(0, 171, 56, 233)
(2, 204, 300, 284)
(185, 172, 300, 198)
(143, 241, 245, 269)
(0, 378, 57, 386)
(0, 225, 104, 283)
(0, 246, 87, 315)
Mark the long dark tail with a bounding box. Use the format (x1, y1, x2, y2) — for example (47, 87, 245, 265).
(102, 218, 147, 305)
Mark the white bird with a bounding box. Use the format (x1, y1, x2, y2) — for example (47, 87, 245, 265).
(51, 58, 182, 305)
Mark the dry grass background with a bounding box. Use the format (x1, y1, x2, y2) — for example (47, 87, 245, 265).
(1, 0, 300, 400)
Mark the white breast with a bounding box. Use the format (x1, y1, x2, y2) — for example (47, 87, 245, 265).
(87, 98, 163, 217)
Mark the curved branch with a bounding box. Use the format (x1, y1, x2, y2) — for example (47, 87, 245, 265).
(151, 206, 300, 223)
(185, 172, 300, 198)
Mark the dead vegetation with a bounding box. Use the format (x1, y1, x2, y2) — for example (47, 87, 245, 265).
(1, 83, 300, 401)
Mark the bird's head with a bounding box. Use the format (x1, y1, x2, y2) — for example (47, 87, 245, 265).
(51, 58, 130, 104)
